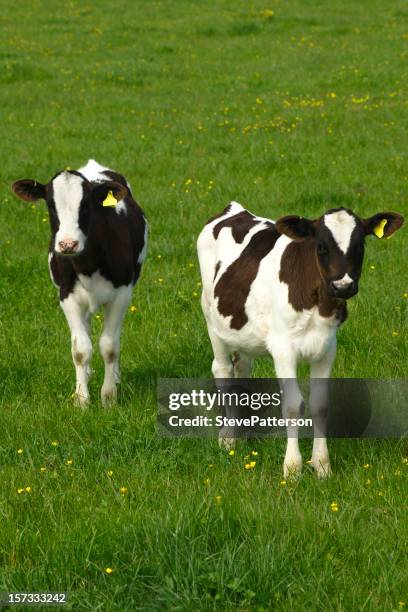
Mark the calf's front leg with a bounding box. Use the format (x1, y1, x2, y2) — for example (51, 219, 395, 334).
(271, 346, 303, 478)
(99, 286, 132, 406)
(60, 295, 92, 406)
(309, 340, 336, 478)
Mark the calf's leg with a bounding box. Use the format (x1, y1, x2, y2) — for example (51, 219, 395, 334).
(99, 286, 132, 406)
(232, 352, 253, 378)
(60, 295, 92, 406)
(270, 345, 303, 478)
(309, 340, 336, 478)
(204, 325, 236, 448)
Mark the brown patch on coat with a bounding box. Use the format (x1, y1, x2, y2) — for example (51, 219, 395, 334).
(214, 225, 280, 329)
(214, 261, 221, 281)
(206, 204, 232, 225)
(213, 211, 260, 243)
(279, 238, 347, 322)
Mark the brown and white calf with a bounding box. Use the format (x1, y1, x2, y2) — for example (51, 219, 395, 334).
(197, 202, 403, 477)
(12, 160, 147, 406)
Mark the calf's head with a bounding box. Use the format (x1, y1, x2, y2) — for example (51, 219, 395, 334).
(12, 171, 128, 256)
(276, 207, 404, 299)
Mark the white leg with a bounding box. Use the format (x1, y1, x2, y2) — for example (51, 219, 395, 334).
(60, 295, 92, 406)
(99, 286, 132, 406)
(203, 322, 236, 448)
(208, 330, 233, 379)
(270, 344, 303, 478)
(309, 339, 337, 478)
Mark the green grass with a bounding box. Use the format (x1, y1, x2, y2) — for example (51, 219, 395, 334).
(0, 0, 407, 609)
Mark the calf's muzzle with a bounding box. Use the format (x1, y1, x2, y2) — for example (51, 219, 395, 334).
(58, 239, 80, 255)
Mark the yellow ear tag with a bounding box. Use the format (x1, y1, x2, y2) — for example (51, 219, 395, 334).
(373, 218, 387, 238)
(102, 190, 117, 207)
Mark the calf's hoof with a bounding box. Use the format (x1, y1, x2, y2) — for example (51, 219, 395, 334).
(218, 436, 236, 451)
(73, 392, 89, 407)
(283, 454, 303, 479)
(310, 456, 332, 479)
(101, 385, 117, 407)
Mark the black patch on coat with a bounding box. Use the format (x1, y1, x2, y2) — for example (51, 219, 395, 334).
(206, 203, 232, 225)
(213, 210, 260, 243)
(214, 261, 221, 281)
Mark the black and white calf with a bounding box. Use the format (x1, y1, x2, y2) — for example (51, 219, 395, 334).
(197, 202, 403, 477)
(12, 160, 147, 406)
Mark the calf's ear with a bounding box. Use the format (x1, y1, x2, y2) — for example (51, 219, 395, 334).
(12, 179, 46, 202)
(92, 181, 128, 207)
(363, 212, 404, 238)
(275, 215, 317, 240)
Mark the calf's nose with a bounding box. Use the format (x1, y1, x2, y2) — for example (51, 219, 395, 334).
(331, 278, 353, 290)
(329, 275, 357, 298)
(58, 239, 79, 254)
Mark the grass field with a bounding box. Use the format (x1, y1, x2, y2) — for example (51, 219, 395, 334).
(0, 0, 407, 609)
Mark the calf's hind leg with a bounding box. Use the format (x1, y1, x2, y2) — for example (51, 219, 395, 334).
(207, 326, 233, 379)
(100, 286, 132, 406)
(205, 326, 237, 448)
(232, 352, 253, 378)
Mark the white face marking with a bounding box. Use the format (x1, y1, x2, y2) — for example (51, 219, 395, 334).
(53, 172, 87, 253)
(332, 273, 353, 288)
(324, 210, 356, 254)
